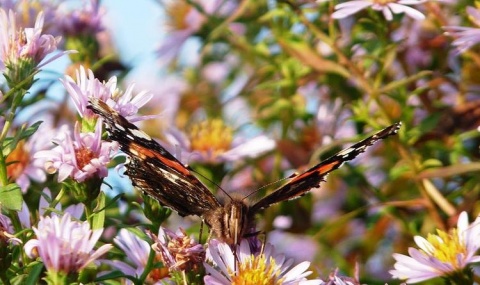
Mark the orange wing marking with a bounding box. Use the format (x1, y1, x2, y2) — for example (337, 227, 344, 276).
(128, 142, 190, 176)
(289, 160, 342, 183)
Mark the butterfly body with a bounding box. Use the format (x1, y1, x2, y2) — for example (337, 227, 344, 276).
(87, 98, 401, 245)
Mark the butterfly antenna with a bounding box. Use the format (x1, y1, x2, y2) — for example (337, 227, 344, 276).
(241, 175, 293, 202)
(188, 166, 234, 200)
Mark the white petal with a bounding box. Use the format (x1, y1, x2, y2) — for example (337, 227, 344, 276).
(413, 236, 435, 254)
(388, 3, 425, 20)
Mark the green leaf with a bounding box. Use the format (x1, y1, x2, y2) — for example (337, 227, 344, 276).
(422, 159, 443, 169)
(390, 165, 411, 180)
(0, 183, 23, 211)
(95, 270, 135, 282)
(2, 121, 43, 157)
(23, 262, 44, 285)
(91, 191, 106, 230)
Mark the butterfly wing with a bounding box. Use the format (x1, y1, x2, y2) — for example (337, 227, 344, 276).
(87, 98, 221, 217)
(250, 122, 401, 213)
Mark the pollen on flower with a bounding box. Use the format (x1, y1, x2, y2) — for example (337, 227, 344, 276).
(6, 141, 30, 180)
(148, 266, 170, 284)
(152, 227, 205, 272)
(165, 232, 204, 271)
(189, 119, 233, 156)
(75, 146, 96, 170)
(231, 255, 283, 285)
(426, 228, 466, 268)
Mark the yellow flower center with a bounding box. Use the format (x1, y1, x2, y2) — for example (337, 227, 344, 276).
(231, 255, 284, 285)
(425, 228, 466, 268)
(165, 1, 193, 31)
(6, 141, 30, 180)
(372, 0, 396, 4)
(189, 119, 233, 157)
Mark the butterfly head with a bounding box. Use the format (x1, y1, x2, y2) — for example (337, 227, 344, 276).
(203, 199, 252, 246)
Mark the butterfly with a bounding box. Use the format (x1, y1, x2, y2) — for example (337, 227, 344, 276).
(87, 98, 401, 245)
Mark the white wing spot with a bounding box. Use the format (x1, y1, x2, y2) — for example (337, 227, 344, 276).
(114, 123, 126, 131)
(130, 129, 152, 140)
(338, 147, 355, 157)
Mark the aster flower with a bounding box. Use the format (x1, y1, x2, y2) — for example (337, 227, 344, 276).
(165, 119, 275, 164)
(156, 0, 207, 63)
(0, 8, 64, 85)
(56, 0, 104, 36)
(390, 211, 480, 283)
(107, 228, 170, 284)
(61, 66, 115, 118)
(3, 0, 59, 35)
(24, 213, 113, 275)
(61, 66, 153, 121)
(6, 123, 52, 193)
(34, 120, 119, 182)
(204, 239, 323, 285)
(151, 227, 205, 272)
(443, 6, 480, 54)
(331, 0, 426, 21)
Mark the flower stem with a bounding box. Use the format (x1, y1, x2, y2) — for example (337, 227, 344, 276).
(0, 145, 8, 187)
(45, 270, 68, 285)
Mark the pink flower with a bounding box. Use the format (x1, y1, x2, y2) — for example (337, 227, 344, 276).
(0, 8, 63, 74)
(112, 229, 151, 277)
(332, 0, 426, 21)
(34, 120, 119, 182)
(6, 123, 52, 193)
(61, 66, 153, 121)
(56, 0, 104, 36)
(390, 211, 480, 283)
(24, 213, 113, 274)
(0, 1, 58, 34)
(443, 7, 480, 54)
(106, 229, 171, 284)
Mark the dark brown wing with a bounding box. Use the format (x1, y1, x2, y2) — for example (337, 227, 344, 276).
(250, 122, 401, 213)
(87, 98, 221, 217)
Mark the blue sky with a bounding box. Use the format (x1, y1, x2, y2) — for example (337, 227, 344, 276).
(102, 0, 164, 80)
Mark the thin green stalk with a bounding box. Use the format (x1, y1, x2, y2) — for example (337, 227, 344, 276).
(138, 246, 156, 285)
(0, 144, 8, 187)
(42, 188, 66, 217)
